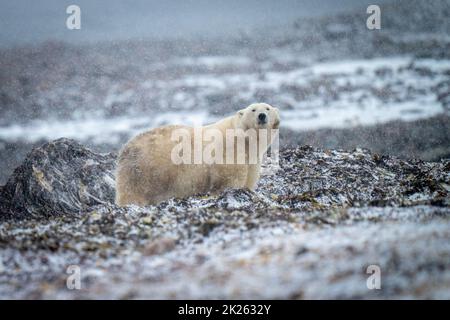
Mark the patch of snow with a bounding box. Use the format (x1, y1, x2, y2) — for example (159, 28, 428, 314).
(309, 56, 412, 75)
(175, 56, 252, 68)
(282, 96, 444, 131)
(0, 111, 211, 144)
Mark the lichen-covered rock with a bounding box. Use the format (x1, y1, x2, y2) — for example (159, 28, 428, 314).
(0, 138, 116, 219)
(260, 146, 450, 209)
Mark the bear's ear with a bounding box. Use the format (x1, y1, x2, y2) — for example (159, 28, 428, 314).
(273, 108, 280, 129)
(237, 110, 244, 117)
(273, 117, 280, 129)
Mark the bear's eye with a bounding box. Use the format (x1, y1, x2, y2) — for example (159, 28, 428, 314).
(266, 108, 270, 111)
(252, 109, 256, 112)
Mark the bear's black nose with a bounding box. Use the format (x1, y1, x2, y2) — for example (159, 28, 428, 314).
(258, 113, 267, 122)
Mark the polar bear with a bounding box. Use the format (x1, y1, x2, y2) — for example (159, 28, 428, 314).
(115, 103, 280, 206)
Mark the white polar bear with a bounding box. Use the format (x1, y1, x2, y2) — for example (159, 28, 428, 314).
(115, 103, 280, 206)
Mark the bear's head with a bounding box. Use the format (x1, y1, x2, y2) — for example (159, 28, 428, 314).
(236, 103, 280, 130)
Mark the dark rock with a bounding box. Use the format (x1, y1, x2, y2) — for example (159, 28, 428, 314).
(0, 138, 116, 219)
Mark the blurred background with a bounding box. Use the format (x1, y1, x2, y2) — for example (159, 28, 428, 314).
(0, 0, 449, 184)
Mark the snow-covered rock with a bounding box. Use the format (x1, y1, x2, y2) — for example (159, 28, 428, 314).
(0, 138, 116, 219)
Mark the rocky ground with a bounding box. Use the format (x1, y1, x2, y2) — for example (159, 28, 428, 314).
(0, 139, 449, 299)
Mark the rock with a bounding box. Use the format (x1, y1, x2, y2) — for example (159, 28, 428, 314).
(261, 147, 450, 209)
(0, 138, 116, 219)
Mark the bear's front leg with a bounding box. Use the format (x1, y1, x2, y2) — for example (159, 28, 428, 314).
(245, 163, 261, 190)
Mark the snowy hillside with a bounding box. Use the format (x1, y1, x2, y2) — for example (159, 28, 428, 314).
(0, 0, 449, 301)
(0, 56, 448, 144)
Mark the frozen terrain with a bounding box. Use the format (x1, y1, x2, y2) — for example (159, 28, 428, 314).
(0, 0, 449, 300)
(0, 56, 448, 144)
(0, 139, 449, 299)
